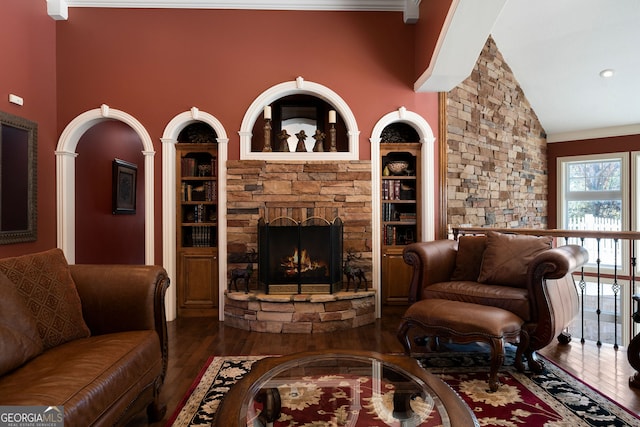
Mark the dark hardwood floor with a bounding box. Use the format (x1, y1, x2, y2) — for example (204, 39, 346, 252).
(149, 305, 640, 426)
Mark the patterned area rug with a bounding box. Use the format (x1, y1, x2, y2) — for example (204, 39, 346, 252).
(167, 347, 640, 426)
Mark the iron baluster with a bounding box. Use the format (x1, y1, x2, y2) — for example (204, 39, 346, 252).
(597, 237, 602, 347)
(612, 238, 620, 350)
(580, 236, 586, 344)
(629, 294, 640, 387)
(632, 241, 637, 344)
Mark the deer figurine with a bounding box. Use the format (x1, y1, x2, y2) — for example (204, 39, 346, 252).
(343, 249, 367, 292)
(229, 264, 253, 294)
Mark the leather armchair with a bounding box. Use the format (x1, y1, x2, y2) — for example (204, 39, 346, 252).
(402, 232, 589, 371)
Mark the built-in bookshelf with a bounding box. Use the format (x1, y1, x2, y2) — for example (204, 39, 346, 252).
(380, 143, 421, 304)
(176, 142, 218, 316)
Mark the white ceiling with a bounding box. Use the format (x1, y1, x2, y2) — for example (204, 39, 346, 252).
(491, 0, 640, 142)
(52, 0, 640, 142)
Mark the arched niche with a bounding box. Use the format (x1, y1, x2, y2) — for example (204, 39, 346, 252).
(369, 107, 436, 317)
(161, 107, 229, 322)
(239, 76, 360, 160)
(55, 104, 155, 265)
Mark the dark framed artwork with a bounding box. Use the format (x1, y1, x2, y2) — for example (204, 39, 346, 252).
(112, 159, 137, 214)
(0, 110, 38, 244)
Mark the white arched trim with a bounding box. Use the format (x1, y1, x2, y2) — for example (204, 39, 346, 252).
(55, 104, 155, 265)
(239, 76, 360, 160)
(370, 107, 436, 317)
(161, 107, 229, 322)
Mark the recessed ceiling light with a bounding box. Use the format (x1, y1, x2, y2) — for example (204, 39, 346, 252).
(599, 69, 615, 78)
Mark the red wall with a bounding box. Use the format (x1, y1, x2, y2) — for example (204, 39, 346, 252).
(56, 9, 439, 157)
(0, 0, 57, 257)
(75, 121, 145, 264)
(414, 0, 454, 80)
(55, 8, 440, 263)
(547, 134, 640, 228)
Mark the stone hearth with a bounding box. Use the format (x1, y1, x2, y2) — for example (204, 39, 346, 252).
(224, 290, 375, 333)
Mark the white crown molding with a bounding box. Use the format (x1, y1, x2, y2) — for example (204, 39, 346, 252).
(63, 0, 405, 11)
(403, 0, 419, 24)
(47, 0, 69, 20)
(547, 124, 640, 143)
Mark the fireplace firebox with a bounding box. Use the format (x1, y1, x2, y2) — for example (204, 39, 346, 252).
(258, 217, 343, 294)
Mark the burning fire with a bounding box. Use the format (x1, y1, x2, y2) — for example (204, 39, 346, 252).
(281, 248, 327, 276)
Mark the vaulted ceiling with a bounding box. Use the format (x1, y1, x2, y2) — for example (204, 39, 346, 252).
(51, 0, 640, 142)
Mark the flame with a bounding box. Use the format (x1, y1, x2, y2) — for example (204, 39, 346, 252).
(281, 248, 326, 276)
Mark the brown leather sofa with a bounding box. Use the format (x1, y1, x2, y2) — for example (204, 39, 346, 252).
(0, 249, 169, 426)
(402, 231, 589, 371)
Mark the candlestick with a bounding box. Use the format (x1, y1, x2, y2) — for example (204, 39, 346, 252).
(328, 110, 336, 124)
(329, 123, 337, 152)
(262, 118, 272, 152)
(264, 105, 272, 120)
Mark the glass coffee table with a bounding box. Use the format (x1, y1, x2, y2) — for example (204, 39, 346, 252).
(214, 350, 478, 426)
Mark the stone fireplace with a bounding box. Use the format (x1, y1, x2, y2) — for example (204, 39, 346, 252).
(224, 159, 374, 332)
(225, 160, 372, 278)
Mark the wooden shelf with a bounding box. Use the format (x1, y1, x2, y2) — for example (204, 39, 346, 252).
(181, 201, 217, 205)
(181, 176, 217, 181)
(176, 143, 219, 317)
(380, 143, 421, 305)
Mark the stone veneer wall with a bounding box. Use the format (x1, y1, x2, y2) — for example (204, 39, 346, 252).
(446, 36, 548, 229)
(225, 160, 372, 289)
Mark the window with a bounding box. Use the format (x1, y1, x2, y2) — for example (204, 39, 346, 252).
(558, 153, 628, 269)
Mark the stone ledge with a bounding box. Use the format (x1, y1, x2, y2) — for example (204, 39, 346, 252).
(223, 290, 376, 333)
(226, 290, 375, 303)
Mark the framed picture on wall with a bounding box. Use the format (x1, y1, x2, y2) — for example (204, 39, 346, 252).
(112, 159, 137, 214)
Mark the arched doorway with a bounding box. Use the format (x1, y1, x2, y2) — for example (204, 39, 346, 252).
(55, 104, 155, 265)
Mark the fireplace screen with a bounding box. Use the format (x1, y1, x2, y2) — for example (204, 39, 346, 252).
(258, 217, 343, 294)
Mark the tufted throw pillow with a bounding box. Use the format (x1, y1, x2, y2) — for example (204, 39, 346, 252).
(0, 249, 90, 349)
(477, 231, 553, 288)
(0, 272, 44, 375)
(450, 235, 487, 281)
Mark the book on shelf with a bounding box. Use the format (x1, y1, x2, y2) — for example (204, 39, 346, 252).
(382, 204, 396, 221)
(382, 180, 404, 200)
(181, 183, 194, 202)
(204, 181, 217, 201)
(191, 225, 212, 247)
(211, 157, 217, 177)
(398, 212, 417, 221)
(383, 225, 398, 245)
(181, 157, 196, 177)
(181, 156, 217, 178)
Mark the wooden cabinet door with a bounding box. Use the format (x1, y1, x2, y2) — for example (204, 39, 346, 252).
(178, 249, 218, 316)
(381, 248, 412, 305)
